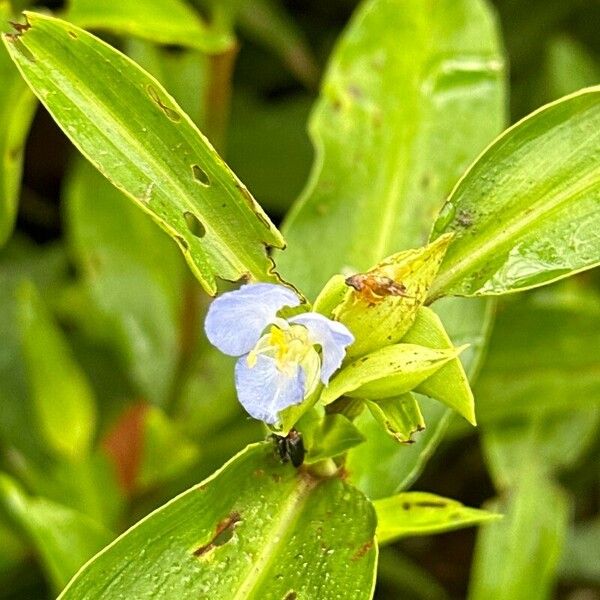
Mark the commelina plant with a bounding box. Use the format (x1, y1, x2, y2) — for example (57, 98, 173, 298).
(0, 0, 599, 598)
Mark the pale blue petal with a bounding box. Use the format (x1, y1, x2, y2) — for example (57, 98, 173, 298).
(289, 312, 354, 383)
(234, 354, 305, 424)
(205, 283, 300, 356)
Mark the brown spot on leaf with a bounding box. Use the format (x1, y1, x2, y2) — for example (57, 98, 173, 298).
(347, 84, 363, 100)
(283, 592, 298, 600)
(193, 512, 242, 558)
(457, 210, 473, 228)
(352, 540, 374, 561)
(9, 19, 30, 34)
(8, 145, 22, 160)
(414, 500, 447, 508)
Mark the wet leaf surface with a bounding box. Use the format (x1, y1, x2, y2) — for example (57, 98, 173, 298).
(59, 444, 378, 600)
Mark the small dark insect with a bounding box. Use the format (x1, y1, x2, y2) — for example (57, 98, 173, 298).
(272, 429, 305, 468)
(345, 273, 410, 304)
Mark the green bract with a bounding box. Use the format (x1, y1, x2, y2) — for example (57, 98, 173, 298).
(333, 234, 453, 358)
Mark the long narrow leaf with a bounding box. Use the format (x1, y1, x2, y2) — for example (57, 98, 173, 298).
(429, 87, 600, 298)
(3, 12, 285, 295)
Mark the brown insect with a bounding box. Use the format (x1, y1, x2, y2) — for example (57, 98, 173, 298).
(345, 273, 411, 305)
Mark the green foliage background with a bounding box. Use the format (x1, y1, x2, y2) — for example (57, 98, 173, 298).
(0, 0, 598, 598)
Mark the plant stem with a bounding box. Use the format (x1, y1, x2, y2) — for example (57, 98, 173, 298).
(204, 42, 239, 154)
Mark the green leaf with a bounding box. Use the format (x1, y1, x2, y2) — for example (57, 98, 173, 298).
(300, 412, 366, 463)
(347, 398, 450, 499)
(559, 518, 600, 584)
(0, 238, 69, 462)
(9, 451, 124, 529)
(468, 473, 569, 600)
(482, 410, 600, 489)
(0, 5, 37, 246)
(403, 306, 475, 424)
(474, 289, 600, 424)
(476, 287, 600, 485)
(64, 158, 186, 405)
(321, 343, 462, 405)
(18, 281, 96, 461)
(375, 491, 499, 545)
(59, 444, 378, 599)
(136, 406, 200, 490)
(545, 36, 600, 100)
(3, 12, 285, 295)
(377, 548, 449, 600)
(277, 0, 506, 299)
(429, 86, 600, 298)
(366, 394, 425, 444)
(125, 38, 207, 127)
(236, 0, 318, 87)
(0, 474, 113, 594)
(64, 0, 232, 53)
(334, 234, 452, 359)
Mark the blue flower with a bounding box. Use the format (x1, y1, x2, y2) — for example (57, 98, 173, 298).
(205, 283, 354, 424)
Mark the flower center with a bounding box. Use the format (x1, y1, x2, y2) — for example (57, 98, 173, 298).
(247, 322, 313, 376)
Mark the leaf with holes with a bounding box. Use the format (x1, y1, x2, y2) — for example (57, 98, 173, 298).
(59, 444, 378, 600)
(3, 12, 285, 295)
(276, 0, 506, 299)
(429, 86, 600, 299)
(374, 491, 499, 545)
(0, 6, 37, 246)
(63, 0, 232, 53)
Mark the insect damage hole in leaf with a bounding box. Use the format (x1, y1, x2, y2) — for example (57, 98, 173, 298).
(192, 511, 242, 558)
(191, 164, 210, 186)
(146, 84, 181, 122)
(183, 211, 206, 238)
